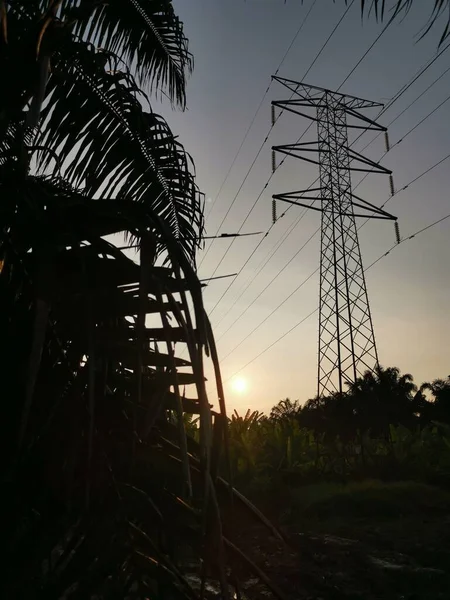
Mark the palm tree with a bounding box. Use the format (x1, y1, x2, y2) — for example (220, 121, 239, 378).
(420, 376, 450, 424)
(231, 408, 266, 429)
(270, 397, 302, 421)
(346, 365, 418, 436)
(0, 3, 283, 598)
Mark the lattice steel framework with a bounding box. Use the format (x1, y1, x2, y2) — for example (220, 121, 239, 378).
(271, 77, 396, 397)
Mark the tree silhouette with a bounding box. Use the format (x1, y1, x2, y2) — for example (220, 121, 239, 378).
(296, 366, 425, 442)
(345, 365, 418, 437)
(421, 376, 450, 424)
(270, 398, 302, 421)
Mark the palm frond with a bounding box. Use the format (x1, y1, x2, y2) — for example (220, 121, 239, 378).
(34, 43, 203, 262)
(38, 0, 192, 106)
(362, 0, 450, 46)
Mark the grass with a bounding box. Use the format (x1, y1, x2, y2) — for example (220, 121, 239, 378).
(284, 480, 450, 598)
(283, 479, 450, 520)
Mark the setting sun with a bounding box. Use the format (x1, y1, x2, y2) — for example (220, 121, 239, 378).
(231, 377, 248, 395)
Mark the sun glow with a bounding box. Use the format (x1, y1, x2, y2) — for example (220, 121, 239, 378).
(231, 376, 248, 395)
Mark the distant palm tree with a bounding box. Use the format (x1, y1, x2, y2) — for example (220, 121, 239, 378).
(347, 365, 416, 397)
(346, 365, 418, 435)
(420, 376, 450, 423)
(270, 397, 302, 421)
(231, 408, 266, 427)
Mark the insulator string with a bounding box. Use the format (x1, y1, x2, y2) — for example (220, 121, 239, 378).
(389, 174, 395, 196)
(394, 220, 401, 244)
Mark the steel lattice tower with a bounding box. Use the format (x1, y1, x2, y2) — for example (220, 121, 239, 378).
(271, 77, 397, 397)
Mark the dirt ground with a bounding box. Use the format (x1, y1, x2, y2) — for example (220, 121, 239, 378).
(231, 520, 449, 599)
(228, 482, 450, 599)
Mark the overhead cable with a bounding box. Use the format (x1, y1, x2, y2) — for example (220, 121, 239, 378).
(221, 150, 450, 365)
(199, 0, 319, 265)
(200, 0, 355, 271)
(210, 39, 449, 325)
(225, 209, 450, 382)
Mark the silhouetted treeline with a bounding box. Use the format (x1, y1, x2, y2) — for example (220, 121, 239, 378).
(228, 367, 450, 490)
(281, 366, 450, 439)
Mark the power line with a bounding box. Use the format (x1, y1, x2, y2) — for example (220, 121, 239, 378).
(352, 61, 450, 165)
(366, 212, 450, 270)
(302, 0, 356, 80)
(356, 96, 449, 211)
(337, 21, 390, 91)
(207, 121, 314, 307)
(207, 7, 425, 317)
(348, 39, 450, 151)
(354, 90, 450, 224)
(221, 265, 319, 361)
(393, 90, 450, 144)
(198, 128, 275, 270)
(211, 52, 450, 329)
(273, 0, 320, 76)
(206, 12, 450, 329)
(380, 39, 450, 117)
(225, 308, 317, 383)
(389, 149, 450, 194)
(200, 0, 356, 273)
(217, 226, 320, 342)
(207, 2, 389, 314)
(221, 149, 449, 352)
(213, 205, 311, 329)
(204, 0, 318, 224)
(221, 150, 450, 370)
(386, 63, 450, 127)
(225, 209, 450, 382)
(206, 24, 450, 379)
(199, 0, 319, 265)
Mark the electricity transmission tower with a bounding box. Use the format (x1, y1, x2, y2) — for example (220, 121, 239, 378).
(271, 77, 397, 397)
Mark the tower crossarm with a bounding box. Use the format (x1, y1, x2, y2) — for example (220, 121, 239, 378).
(271, 76, 384, 109)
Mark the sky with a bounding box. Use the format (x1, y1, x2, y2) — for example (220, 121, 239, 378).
(154, 0, 450, 414)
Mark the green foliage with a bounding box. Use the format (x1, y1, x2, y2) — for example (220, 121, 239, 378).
(283, 478, 450, 524)
(228, 368, 450, 496)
